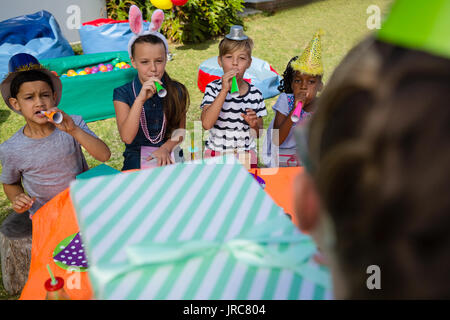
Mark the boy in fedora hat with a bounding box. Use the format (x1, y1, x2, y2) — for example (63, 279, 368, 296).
(201, 25, 267, 168)
(0, 53, 110, 220)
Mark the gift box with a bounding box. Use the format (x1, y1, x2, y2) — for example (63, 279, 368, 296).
(70, 157, 332, 299)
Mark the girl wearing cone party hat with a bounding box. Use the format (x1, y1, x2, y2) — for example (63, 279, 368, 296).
(263, 31, 324, 168)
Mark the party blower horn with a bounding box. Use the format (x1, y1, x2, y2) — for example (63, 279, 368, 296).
(230, 76, 239, 97)
(154, 81, 167, 97)
(41, 111, 63, 124)
(290, 101, 303, 123)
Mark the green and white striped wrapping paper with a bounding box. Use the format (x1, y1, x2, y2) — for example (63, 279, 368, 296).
(70, 157, 333, 300)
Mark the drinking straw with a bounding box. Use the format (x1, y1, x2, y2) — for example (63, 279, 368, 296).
(46, 264, 56, 285)
(191, 132, 195, 160)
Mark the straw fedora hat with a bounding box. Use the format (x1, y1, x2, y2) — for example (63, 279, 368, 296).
(1, 53, 62, 114)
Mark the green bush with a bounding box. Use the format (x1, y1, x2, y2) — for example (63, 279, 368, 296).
(106, 0, 245, 44)
(106, 0, 138, 20)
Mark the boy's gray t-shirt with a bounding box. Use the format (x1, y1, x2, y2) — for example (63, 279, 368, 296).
(0, 115, 97, 215)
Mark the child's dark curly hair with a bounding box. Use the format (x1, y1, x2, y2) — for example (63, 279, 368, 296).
(277, 56, 299, 94)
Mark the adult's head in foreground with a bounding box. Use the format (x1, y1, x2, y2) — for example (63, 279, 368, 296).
(293, 0, 450, 299)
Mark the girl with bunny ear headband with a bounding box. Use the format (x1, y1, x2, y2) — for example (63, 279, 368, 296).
(128, 5, 169, 57)
(112, 5, 190, 171)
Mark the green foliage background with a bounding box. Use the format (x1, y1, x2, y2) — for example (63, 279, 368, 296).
(106, 0, 245, 44)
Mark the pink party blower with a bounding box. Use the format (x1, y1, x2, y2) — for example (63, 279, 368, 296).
(290, 101, 303, 123)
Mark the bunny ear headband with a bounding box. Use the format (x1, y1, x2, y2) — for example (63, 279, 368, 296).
(128, 5, 169, 58)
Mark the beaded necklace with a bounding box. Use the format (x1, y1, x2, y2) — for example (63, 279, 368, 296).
(132, 79, 166, 144)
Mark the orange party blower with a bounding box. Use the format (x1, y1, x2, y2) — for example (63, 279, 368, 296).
(41, 111, 63, 124)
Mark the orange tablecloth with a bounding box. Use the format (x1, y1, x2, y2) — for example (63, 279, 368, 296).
(19, 189, 94, 300)
(251, 167, 302, 226)
(20, 166, 302, 300)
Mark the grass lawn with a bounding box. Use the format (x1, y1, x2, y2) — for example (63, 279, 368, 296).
(0, 0, 393, 299)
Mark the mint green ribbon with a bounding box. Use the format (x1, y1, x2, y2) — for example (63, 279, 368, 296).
(89, 216, 331, 298)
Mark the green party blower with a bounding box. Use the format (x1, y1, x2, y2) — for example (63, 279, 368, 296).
(230, 76, 239, 97)
(154, 81, 167, 98)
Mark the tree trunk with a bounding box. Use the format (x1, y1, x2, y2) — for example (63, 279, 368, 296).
(0, 211, 32, 296)
(0, 232, 32, 295)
